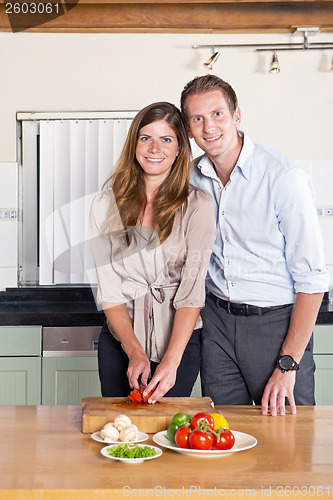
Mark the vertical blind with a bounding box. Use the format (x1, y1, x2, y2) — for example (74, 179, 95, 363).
(39, 119, 132, 285)
(38, 118, 203, 286)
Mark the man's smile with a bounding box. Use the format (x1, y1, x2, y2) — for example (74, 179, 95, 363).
(204, 134, 222, 143)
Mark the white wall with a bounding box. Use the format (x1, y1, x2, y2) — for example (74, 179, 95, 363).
(0, 31, 332, 289)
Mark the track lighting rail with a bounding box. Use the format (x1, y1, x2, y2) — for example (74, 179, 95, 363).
(193, 27, 333, 72)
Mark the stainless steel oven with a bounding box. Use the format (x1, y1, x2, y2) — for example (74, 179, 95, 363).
(42, 326, 100, 357)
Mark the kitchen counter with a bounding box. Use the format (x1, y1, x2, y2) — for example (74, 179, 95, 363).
(316, 300, 333, 324)
(0, 287, 104, 326)
(0, 404, 332, 499)
(0, 287, 332, 326)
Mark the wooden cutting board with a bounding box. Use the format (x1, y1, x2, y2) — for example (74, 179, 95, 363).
(81, 396, 215, 433)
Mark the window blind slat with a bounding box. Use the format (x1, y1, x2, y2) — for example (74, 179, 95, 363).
(39, 121, 54, 286)
(70, 121, 86, 283)
(53, 121, 71, 284)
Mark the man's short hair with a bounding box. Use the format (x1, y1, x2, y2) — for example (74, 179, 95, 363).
(181, 75, 238, 123)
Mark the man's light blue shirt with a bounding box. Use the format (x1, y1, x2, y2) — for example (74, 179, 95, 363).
(190, 131, 329, 307)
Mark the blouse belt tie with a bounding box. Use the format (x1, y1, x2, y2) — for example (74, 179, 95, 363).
(140, 282, 178, 363)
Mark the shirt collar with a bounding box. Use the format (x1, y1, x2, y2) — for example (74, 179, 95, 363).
(196, 130, 255, 182)
(196, 154, 219, 180)
(235, 130, 254, 181)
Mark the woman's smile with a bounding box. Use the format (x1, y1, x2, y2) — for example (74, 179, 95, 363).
(136, 119, 179, 182)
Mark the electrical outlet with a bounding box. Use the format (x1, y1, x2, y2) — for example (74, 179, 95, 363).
(0, 209, 18, 220)
(317, 207, 333, 217)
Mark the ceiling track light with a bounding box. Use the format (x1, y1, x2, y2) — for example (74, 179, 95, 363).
(270, 52, 280, 74)
(204, 50, 220, 70)
(193, 27, 333, 72)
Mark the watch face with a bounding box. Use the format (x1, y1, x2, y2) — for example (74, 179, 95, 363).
(279, 355, 294, 370)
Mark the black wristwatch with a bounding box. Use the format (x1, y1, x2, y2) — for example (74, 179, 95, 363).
(277, 355, 300, 373)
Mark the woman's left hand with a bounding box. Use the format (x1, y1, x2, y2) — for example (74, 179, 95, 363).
(143, 358, 178, 403)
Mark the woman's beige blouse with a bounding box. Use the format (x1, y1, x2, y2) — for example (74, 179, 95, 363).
(89, 186, 216, 363)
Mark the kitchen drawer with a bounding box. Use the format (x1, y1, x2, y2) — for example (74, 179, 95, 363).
(313, 325, 333, 354)
(0, 326, 42, 356)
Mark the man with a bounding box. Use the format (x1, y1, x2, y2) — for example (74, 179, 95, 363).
(180, 75, 329, 416)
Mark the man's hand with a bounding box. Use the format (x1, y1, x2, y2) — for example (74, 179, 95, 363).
(261, 368, 297, 416)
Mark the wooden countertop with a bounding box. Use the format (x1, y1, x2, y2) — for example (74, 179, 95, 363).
(0, 405, 332, 499)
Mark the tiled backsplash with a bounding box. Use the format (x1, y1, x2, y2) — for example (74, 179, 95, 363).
(0, 160, 332, 290)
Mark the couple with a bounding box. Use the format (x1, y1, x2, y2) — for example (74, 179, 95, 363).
(90, 75, 328, 417)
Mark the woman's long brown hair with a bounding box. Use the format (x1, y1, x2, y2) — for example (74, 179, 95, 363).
(103, 102, 193, 246)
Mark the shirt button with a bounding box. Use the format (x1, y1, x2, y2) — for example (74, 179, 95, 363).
(221, 211, 225, 216)
(230, 282, 234, 286)
(225, 236, 229, 241)
(227, 259, 231, 265)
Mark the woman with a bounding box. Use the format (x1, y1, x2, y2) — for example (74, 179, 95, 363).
(90, 102, 215, 403)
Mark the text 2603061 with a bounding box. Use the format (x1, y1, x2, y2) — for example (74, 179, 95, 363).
(5, 2, 60, 14)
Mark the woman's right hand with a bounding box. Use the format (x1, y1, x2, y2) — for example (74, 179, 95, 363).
(127, 348, 151, 390)
(103, 304, 151, 390)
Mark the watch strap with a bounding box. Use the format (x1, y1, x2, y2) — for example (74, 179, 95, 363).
(277, 355, 300, 373)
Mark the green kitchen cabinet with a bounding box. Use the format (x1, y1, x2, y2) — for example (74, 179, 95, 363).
(0, 357, 41, 405)
(0, 326, 42, 405)
(42, 357, 101, 405)
(314, 325, 333, 405)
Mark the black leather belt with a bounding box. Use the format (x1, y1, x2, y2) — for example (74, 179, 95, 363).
(209, 293, 293, 316)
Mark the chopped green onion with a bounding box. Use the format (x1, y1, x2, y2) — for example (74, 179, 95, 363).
(107, 444, 156, 459)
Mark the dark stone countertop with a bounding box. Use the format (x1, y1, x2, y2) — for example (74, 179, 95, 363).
(315, 300, 333, 325)
(0, 287, 332, 327)
(0, 287, 105, 327)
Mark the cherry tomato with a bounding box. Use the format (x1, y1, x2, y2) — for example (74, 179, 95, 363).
(128, 389, 143, 403)
(128, 386, 153, 403)
(189, 429, 213, 450)
(212, 430, 235, 450)
(140, 386, 154, 403)
(190, 412, 215, 431)
(175, 426, 191, 449)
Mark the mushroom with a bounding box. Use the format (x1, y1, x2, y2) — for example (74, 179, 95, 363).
(100, 422, 120, 441)
(119, 424, 138, 442)
(113, 414, 132, 431)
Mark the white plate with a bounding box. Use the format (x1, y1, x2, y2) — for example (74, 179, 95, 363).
(152, 430, 257, 458)
(100, 444, 163, 464)
(91, 431, 149, 445)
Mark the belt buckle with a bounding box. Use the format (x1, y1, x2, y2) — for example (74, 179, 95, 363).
(227, 301, 231, 314)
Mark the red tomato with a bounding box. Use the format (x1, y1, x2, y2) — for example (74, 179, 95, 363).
(190, 412, 215, 431)
(140, 386, 154, 403)
(212, 430, 235, 450)
(175, 426, 191, 449)
(128, 389, 143, 403)
(128, 386, 153, 403)
(189, 429, 213, 450)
